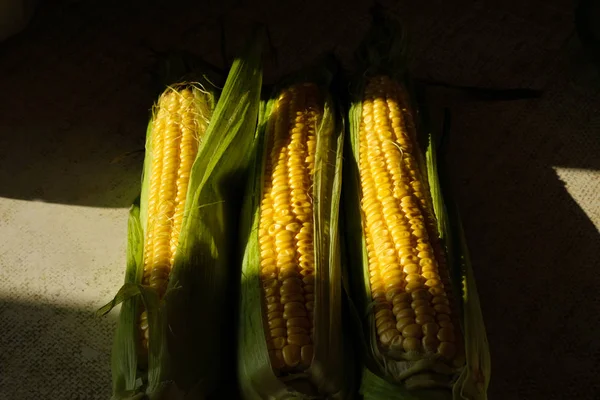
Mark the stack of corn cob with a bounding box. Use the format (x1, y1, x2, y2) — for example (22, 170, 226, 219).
(101, 12, 490, 400)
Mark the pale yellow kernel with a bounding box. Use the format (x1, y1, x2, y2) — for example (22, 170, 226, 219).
(402, 324, 423, 338)
(411, 299, 429, 309)
(281, 293, 304, 303)
(377, 320, 397, 333)
(411, 289, 431, 300)
(416, 314, 435, 325)
(396, 317, 415, 332)
(375, 308, 395, 320)
(403, 337, 422, 352)
(392, 302, 411, 315)
(282, 344, 301, 367)
(414, 305, 435, 316)
(434, 304, 452, 314)
(403, 264, 420, 274)
(300, 345, 314, 366)
(422, 323, 439, 336)
(379, 328, 400, 345)
(287, 317, 311, 329)
(425, 278, 442, 288)
(283, 307, 307, 319)
(436, 314, 451, 322)
(438, 327, 455, 342)
(429, 287, 445, 296)
(269, 318, 286, 330)
(432, 295, 449, 305)
(395, 308, 415, 319)
(287, 334, 311, 346)
(438, 342, 456, 359)
(405, 281, 424, 292)
(392, 293, 412, 304)
(279, 284, 302, 296)
(422, 271, 439, 280)
(272, 337, 286, 349)
(422, 335, 439, 352)
(439, 320, 453, 328)
(268, 312, 284, 321)
(271, 328, 287, 338)
(267, 303, 284, 313)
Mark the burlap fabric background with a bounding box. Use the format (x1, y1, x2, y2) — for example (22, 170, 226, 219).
(0, 0, 598, 399)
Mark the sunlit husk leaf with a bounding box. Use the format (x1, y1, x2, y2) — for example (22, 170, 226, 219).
(238, 66, 352, 400)
(101, 32, 263, 400)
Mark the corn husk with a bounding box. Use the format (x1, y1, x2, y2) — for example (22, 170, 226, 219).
(342, 9, 491, 400)
(98, 31, 263, 400)
(237, 65, 353, 399)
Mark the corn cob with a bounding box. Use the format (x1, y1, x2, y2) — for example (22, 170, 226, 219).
(357, 76, 462, 361)
(258, 82, 320, 371)
(100, 33, 263, 399)
(345, 10, 490, 398)
(138, 86, 212, 349)
(239, 76, 348, 399)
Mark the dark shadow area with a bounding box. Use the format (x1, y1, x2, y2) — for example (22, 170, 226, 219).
(0, 298, 117, 399)
(393, 1, 600, 398)
(421, 50, 600, 400)
(0, 0, 371, 208)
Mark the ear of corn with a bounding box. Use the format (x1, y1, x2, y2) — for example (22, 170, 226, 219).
(100, 32, 263, 400)
(238, 68, 351, 399)
(343, 10, 490, 400)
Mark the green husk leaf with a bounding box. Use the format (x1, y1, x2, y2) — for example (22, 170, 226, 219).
(107, 200, 144, 398)
(425, 132, 491, 400)
(452, 216, 491, 399)
(343, 8, 490, 400)
(238, 64, 351, 399)
(427, 134, 490, 399)
(102, 28, 263, 400)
